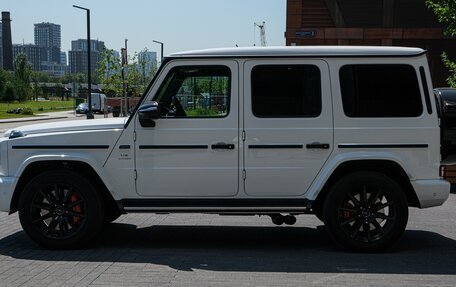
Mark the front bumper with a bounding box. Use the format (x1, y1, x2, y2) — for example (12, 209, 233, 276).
(412, 179, 450, 208)
(0, 176, 16, 212)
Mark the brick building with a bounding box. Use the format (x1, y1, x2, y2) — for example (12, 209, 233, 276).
(285, 0, 456, 86)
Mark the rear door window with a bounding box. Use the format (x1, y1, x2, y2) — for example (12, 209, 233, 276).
(251, 65, 321, 118)
(340, 64, 423, 117)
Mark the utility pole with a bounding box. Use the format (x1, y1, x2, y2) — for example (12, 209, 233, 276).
(121, 39, 128, 116)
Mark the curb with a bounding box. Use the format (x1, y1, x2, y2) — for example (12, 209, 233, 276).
(0, 116, 69, 124)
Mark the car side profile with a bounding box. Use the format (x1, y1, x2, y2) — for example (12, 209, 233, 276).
(0, 46, 450, 252)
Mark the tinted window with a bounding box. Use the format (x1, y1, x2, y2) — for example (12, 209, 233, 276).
(155, 66, 230, 118)
(340, 65, 422, 117)
(251, 65, 321, 117)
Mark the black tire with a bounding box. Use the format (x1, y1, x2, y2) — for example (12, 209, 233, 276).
(104, 209, 121, 224)
(18, 170, 104, 249)
(323, 171, 408, 252)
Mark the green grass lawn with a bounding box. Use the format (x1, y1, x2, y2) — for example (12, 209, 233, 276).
(0, 100, 75, 119)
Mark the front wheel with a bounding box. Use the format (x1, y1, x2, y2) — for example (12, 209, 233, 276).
(323, 171, 408, 252)
(18, 170, 104, 249)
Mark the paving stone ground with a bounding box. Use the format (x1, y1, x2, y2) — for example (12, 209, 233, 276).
(0, 194, 455, 287)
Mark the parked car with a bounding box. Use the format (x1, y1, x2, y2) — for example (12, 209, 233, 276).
(0, 46, 450, 252)
(75, 102, 89, 114)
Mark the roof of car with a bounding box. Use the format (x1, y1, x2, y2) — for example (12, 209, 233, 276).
(168, 46, 425, 58)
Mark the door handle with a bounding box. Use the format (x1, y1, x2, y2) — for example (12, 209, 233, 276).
(306, 143, 330, 149)
(211, 143, 235, 150)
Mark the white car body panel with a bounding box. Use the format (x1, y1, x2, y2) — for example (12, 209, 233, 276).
(0, 46, 450, 213)
(242, 59, 333, 197)
(134, 60, 240, 197)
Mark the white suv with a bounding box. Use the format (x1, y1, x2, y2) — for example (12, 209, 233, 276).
(0, 46, 450, 251)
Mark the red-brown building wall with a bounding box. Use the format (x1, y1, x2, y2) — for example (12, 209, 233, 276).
(285, 0, 456, 87)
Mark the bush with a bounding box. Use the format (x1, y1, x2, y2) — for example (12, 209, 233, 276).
(21, 107, 33, 115)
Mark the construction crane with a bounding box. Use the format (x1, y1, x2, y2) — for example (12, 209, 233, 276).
(254, 21, 267, 47)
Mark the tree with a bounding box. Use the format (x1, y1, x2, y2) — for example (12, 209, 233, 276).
(31, 72, 44, 101)
(2, 82, 15, 103)
(126, 53, 143, 97)
(426, 0, 456, 86)
(96, 47, 157, 97)
(13, 53, 32, 101)
(137, 48, 157, 91)
(97, 48, 123, 97)
(14, 53, 32, 84)
(33, 71, 50, 83)
(0, 69, 7, 98)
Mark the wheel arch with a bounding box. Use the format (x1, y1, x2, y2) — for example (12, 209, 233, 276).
(312, 159, 420, 214)
(10, 160, 119, 216)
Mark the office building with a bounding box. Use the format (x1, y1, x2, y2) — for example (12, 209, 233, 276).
(40, 61, 68, 77)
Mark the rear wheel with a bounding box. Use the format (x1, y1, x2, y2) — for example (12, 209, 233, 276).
(18, 170, 104, 249)
(323, 171, 408, 252)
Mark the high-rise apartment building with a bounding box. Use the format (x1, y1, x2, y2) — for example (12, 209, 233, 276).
(34, 22, 61, 63)
(71, 39, 104, 52)
(137, 51, 157, 76)
(12, 44, 46, 71)
(60, 51, 66, 65)
(69, 39, 105, 75)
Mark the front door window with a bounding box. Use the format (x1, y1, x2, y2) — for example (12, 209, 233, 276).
(154, 66, 231, 118)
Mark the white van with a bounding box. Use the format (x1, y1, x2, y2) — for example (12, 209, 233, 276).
(91, 93, 107, 113)
(0, 46, 450, 251)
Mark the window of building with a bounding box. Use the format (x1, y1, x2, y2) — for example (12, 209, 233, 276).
(154, 66, 230, 118)
(251, 65, 321, 118)
(339, 64, 423, 117)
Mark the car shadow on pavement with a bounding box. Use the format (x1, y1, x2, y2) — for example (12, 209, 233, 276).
(0, 223, 455, 275)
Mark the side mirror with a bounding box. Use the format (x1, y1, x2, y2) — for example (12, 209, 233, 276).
(138, 102, 160, 127)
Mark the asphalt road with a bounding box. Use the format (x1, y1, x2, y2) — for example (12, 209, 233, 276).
(0, 115, 454, 286)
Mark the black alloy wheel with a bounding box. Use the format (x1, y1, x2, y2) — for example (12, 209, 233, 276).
(323, 171, 408, 252)
(19, 170, 104, 249)
(30, 182, 86, 239)
(338, 185, 395, 243)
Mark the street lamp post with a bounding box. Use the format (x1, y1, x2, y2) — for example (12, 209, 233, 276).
(122, 39, 128, 116)
(153, 40, 164, 64)
(73, 5, 94, 119)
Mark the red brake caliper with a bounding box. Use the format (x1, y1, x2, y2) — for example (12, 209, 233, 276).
(343, 203, 352, 219)
(70, 193, 82, 225)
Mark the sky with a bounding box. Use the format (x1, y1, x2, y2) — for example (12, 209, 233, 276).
(1, 0, 286, 58)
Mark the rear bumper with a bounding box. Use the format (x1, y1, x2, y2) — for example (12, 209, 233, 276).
(412, 179, 450, 208)
(0, 176, 16, 213)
